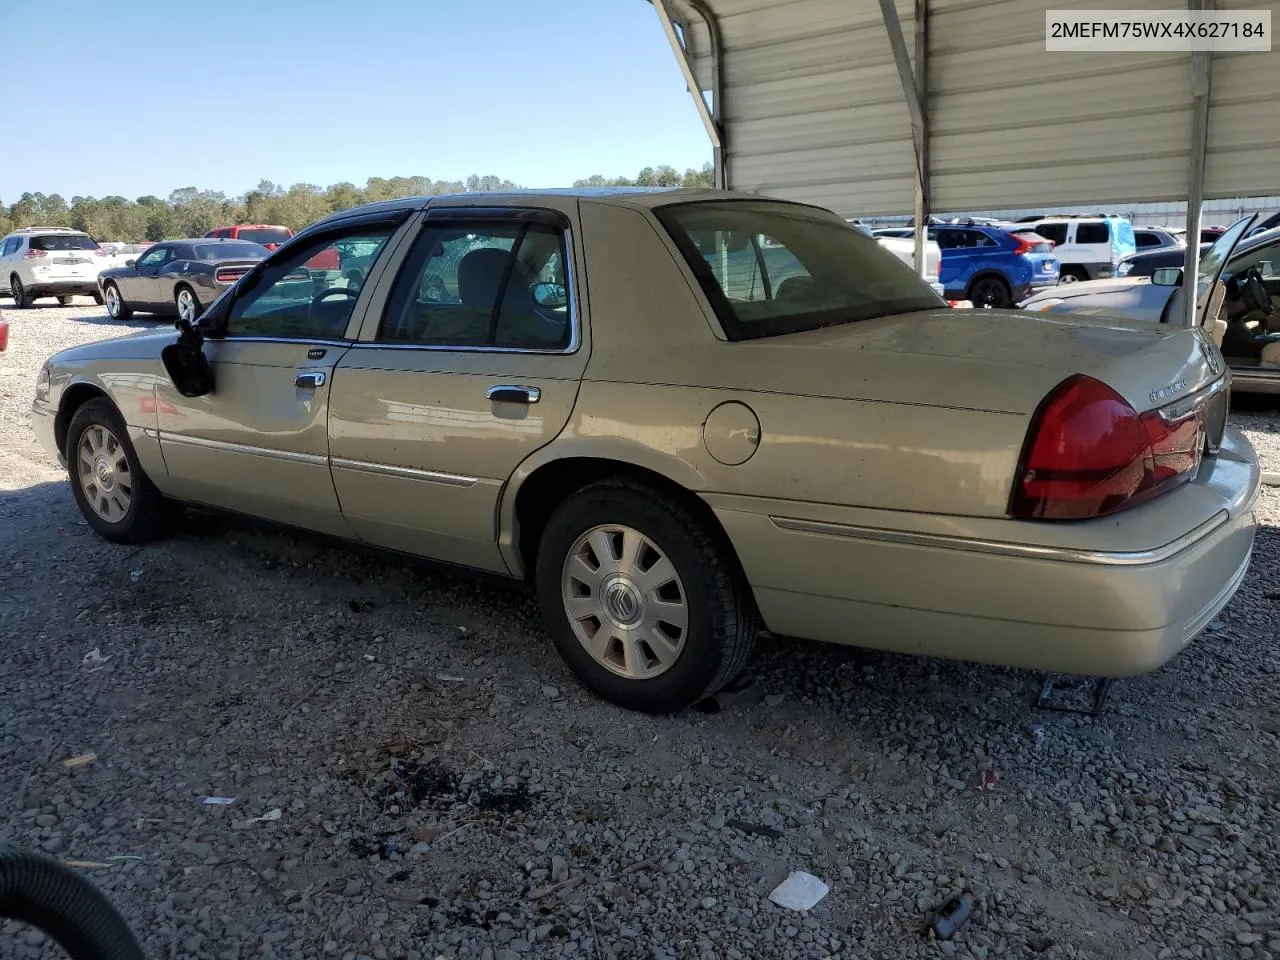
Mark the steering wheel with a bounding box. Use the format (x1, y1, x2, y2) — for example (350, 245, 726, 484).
(1242, 267, 1274, 317)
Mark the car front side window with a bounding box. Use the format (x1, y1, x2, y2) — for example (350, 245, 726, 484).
(136, 247, 169, 269)
(225, 224, 395, 341)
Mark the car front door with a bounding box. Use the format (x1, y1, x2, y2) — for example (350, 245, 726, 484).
(328, 202, 589, 573)
(154, 216, 408, 535)
(128, 244, 171, 307)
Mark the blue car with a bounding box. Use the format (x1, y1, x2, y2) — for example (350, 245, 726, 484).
(925, 223, 1060, 308)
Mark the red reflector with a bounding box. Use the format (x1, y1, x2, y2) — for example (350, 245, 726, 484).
(1010, 375, 1200, 520)
(23, 249, 47, 259)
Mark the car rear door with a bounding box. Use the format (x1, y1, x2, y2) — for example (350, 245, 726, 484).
(155, 215, 410, 535)
(328, 200, 589, 574)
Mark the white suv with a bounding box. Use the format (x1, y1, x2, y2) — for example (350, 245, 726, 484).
(0, 227, 107, 308)
(1017, 216, 1138, 283)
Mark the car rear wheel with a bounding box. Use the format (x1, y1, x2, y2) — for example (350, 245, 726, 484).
(103, 282, 132, 320)
(968, 276, 1012, 309)
(535, 478, 756, 713)
(1059, 267, 1087, 284)
(175, 285, 201, 322)
(66, 399, 179, 543)
(10, 276, 33, 309)
(57, 295, 73, 306)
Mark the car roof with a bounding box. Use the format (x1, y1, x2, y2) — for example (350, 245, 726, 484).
(309, 188, 811, 230)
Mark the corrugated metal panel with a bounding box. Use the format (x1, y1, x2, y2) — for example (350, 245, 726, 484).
(667, 0, 919, 215)
(658, 0, 1279, 216)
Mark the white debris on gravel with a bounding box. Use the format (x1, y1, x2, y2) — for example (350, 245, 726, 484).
(1, 303, 1279, 960)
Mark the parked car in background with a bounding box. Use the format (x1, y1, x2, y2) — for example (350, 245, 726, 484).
(875, 233, 945, 297)
(0, 312, 8, 351)
(1201, 225, 1228, 242)
(1, 227, 107, 307)
(1115, 243, 1212, 279)
(1021, 217, 1280, 392)
(205, 224, 292, 249)
(34, 189, 1258, 713)
(98, 238, 269, 321)
(924, 222, 1059, 307)
(1134, 226, 1185, 250)
(871, 227, 914, 239)
(1017, 215, 1137, 283)
(98, 242, 153, 272)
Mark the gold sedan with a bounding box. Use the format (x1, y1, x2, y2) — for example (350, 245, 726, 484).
(32, 190, 1261, 713)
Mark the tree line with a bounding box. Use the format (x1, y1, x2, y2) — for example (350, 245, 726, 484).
(0, 163, 714, 242)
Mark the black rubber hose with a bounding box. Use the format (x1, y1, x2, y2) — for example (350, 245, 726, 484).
(0, 847, 144, 959)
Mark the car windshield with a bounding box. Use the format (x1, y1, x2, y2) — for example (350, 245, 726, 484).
(30, 234, 99, 251)
(194, 242, 268, 260)
(237, 227, 291, 245)
(657, 201, 943, 340)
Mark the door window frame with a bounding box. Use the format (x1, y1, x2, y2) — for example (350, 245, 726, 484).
(353, 205, 582, 356)
(210, 212, 415, 345)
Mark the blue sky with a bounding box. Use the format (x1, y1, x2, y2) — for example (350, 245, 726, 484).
(0, 0, 710, 201)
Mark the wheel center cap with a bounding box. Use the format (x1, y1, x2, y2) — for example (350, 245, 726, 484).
(95, 457, 114, 490)
(602, 577, 643, 626)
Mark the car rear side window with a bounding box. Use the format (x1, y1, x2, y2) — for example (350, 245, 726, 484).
(378, 220, 572, 351)
(1076, 222, 1110, 245)
(226, 225, 395, 340)
(658, 201, 942, 341)
(30, 234, 99, 251)
(1034, 223, 1068, 245)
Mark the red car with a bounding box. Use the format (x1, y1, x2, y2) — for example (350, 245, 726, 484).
(205, 225, 339, 271)
(0, 312, 8, 352)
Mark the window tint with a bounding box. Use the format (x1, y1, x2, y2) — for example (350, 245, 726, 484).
(227, 225, 394, 340)
(1135, 231, 1160, 248)
(237, 227, 292, 246)
(193, 242, 268, 260)
(1076, 222, 1110, 245)
(30, 234, 99, 252)
(379, 221, 571, 350)
(1034, 223, 1068, 245)
(1, 238, 20, 256)
(658, 201, 942, 341)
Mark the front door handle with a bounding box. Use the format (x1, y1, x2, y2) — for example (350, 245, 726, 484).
(486, 384, 541, 404)
(295, 371, 327, 389)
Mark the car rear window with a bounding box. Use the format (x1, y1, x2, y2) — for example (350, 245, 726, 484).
(656, 201, 943, 341)
(237, 227, 292, 245)
(194, 242, 269, 260)
(1076, 222, 1110, 245)
(30, 234, 99, 251)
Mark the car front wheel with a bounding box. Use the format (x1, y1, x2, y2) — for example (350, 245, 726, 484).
(535, 478, 756, 713)
(103, 282, 132, 319)
(66, 399, 178, 543)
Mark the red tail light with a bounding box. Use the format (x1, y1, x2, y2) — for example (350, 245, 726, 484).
(1010, 232, 1051, 256)
(23, 249, 47, 259)
(0, 317, 8, 352)
(1010, 375, 1202, 520)
(94, 248, 109, 257)
(215, 268, 249, 284)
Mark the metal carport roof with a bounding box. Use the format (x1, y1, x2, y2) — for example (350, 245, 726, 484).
(650, 0, 1279, 321)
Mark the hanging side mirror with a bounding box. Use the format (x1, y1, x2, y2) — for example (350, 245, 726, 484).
(161, 318, 214, 398)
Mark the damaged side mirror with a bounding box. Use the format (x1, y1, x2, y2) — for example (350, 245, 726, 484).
(161, 317, 214, 398)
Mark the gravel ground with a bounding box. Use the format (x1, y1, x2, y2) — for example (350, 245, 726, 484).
(2, 303, 1279, 960)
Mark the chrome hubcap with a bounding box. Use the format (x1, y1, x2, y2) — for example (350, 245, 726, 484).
(177, 290, 195, 320)
(77, 425, 132, 523)
(561, 524, 688, 680)
(105, 286, 120, 316)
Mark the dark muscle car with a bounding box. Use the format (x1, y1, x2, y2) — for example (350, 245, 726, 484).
(98, 238, 268, 321)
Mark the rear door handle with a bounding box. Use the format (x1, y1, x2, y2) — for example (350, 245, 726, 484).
(487, 384, 541, 404)
(295, 371, 327, 389)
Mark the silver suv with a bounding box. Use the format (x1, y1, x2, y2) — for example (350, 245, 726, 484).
(0, 227, 107, 308)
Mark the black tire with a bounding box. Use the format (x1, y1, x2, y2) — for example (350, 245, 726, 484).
(57, 295, 73, 306)
(1059, 266, 1088, 284)
(0, 847, 145, 960)
(92, 291, 104, 306)
(102, 282, 132, 320)
(10, 275, 34, 309)
(967, 275, 1012, 309)
(535, 478, 756, 713)
(65, 398, 179, 543)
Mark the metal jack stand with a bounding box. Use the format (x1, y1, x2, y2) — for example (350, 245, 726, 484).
(1034, 674, 1114, 717)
